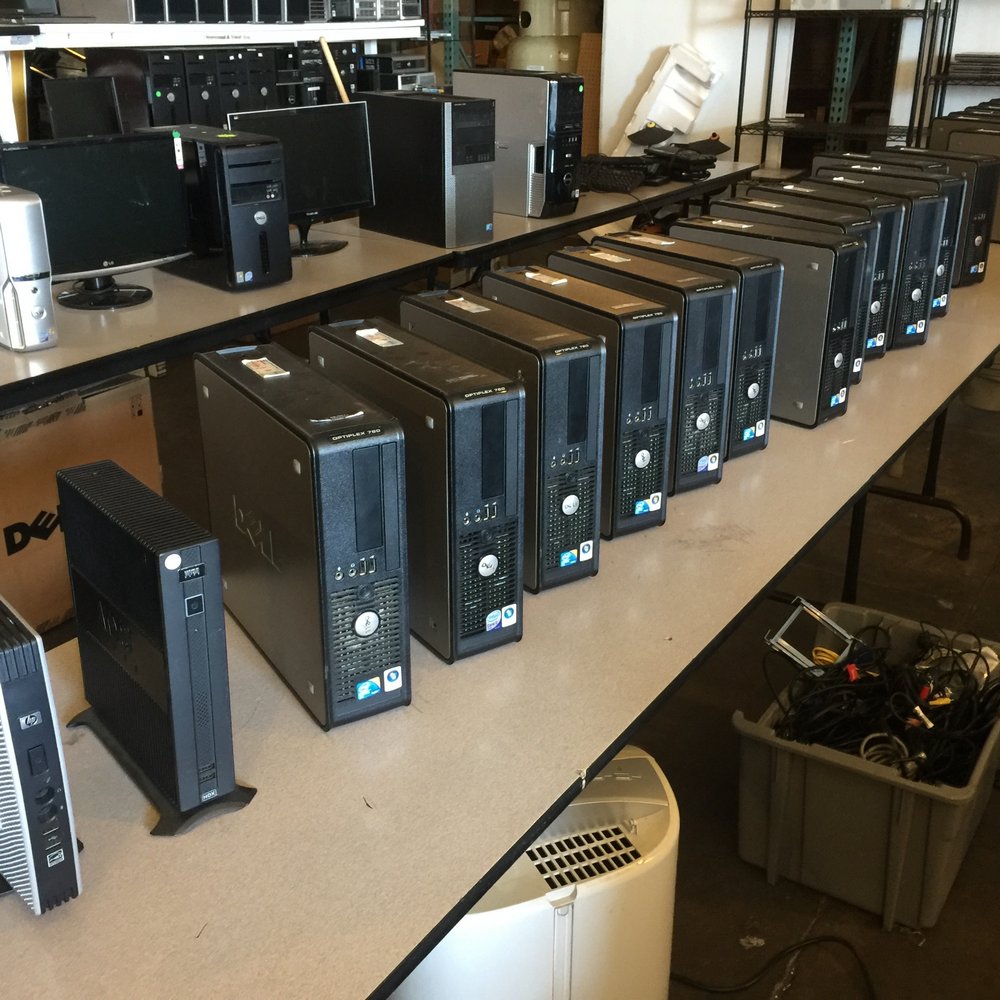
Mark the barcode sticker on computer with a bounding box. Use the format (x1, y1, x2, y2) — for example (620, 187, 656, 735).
(628, 235, 673, 246)
(241, 357, 290, 379)
(356, 328, 404, 348)
(445, 297, 491, 314)
(591, 251, 631, 263)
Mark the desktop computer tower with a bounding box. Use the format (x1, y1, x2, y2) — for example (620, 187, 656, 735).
(0, 185, 56, 352)
(742, 180, 903, 360)
(593, 231, 781, 460)
(452, 69, 583, 219)
(811, 156, 964, 318)
(87, 48, 189, 130)
(399, 289, 605, 593)
(546, 245, 735, 495)
(480, 266, 676, 538)
(928, 120, 1000, 243)
(194, 343, 410, 727)
(878, 145, 1000, 285)
(708, 194, 875, 382)
(184, 49, 223, 125)
(157, 124, 292, 291)
(359, 91, 495, 248)
(806, 171, 945, 349)
(0, 598, 81, 916)
(309, 319, 525, 663)
(55, 460, 237, 815)
(671, 216, 864, 428)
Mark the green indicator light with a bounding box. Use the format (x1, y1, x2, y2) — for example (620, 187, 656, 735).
(578, 85, 583, 92)
(155, 90, 163, 98)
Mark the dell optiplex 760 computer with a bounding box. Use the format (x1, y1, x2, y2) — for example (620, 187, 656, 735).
(480, 266, 676, 537)
(671, 217, 864, 428)
(195, 343, 409, 726)
(155, 123, 292, 291)
(309, 319, 525, 663)
(742, 180, 903, 360)
(399, 289, 605, 592)
(880, 144, 1000, 284)
(708, 194, 876, 382)
(56, 460, 237, 815)
(452, 68, 583, 219)
(809, 168, 946, 344)
(928, 119, 1000, 243)
(594, 231, 782, 460)
(546, 245, 736, 495)
(812, 155, 963, 318)
(359, 91, 495, 248)
(0, 597, 80, 916)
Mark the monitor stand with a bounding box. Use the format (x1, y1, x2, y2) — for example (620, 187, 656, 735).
(57, 275, 152, 310)
(291, 221, 348, 257)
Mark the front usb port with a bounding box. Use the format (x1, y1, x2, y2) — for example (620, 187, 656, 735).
(42, 829, 61, 850)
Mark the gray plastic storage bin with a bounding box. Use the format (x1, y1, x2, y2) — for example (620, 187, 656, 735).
(733, 603, 1000, 930)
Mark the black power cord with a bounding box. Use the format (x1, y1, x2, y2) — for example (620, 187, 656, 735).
(670, 934, 877, 999)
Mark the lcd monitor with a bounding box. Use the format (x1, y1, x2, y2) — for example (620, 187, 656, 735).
(42, 76, 124, 138)
(0, 132, 190, 309)
(227, 101, 375, 256)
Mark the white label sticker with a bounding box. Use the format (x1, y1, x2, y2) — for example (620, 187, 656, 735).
(445, 297, 491, 314)
(591, 251, 631, 263)
(501, 603, 518, 628)
(755, 419, 766, 438)
(579, 539, 594, 561)
(241, 357, 290, 379)
(628, 234, 673, 246)
(853, 357, 863, 373)
(356, 327, 404, 348)
(383, 666, 403, 692)
(525, 270, 568, 285)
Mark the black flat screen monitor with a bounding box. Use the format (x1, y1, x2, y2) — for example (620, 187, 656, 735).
(0, 133, 190, 309)
(42, 77, 124, 138)
(227, 102, 375, 257)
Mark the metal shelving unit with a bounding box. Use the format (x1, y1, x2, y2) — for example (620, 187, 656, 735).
(734, 1, 952, 163)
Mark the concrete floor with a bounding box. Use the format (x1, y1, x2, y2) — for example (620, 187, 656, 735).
(636, 394, 1000, 1000)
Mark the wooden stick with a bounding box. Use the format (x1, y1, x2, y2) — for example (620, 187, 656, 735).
(319, 36, 351, 104)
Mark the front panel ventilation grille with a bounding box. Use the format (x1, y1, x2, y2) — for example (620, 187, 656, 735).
(458, 520, 519, 637)
(527, 825, 642, 890)
(542, 468, 597, 568)
(329, 578, 404, 703)
(678, 385, 725, 478)
(733, 363, 769, 440)
(618, 425, 666, 518)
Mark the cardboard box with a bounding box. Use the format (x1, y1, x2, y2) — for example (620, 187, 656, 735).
(0, 374, 160, 633)
(577, 32, 602, 156)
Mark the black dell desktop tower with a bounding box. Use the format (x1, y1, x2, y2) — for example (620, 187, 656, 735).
(0, 598, 81, 916)
(309, 319, 525, 663)
(155, 124, 293, 291)
(480, 266, 676, 538)
(195, 343, 410, 727)
(708, 194, 877, 382)
(876, 145, 1000, 285)
(928, 120, 1000, 243)
(56, 460, 237, 817)
(671, 216, 864, 428)
(546, 245, 736, 495)
(741, 180, 903, 360)
(594, 230, 782, 460)
(811, 155, 964, 318)
(809, 168, 946, 345)
(452, 68, 583, 219)
(399, 289, 605, 592)
(360, 91, 496, 248)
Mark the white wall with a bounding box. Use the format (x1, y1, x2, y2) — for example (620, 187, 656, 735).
(599, 0, 791, 164)
(599, 0, 1000, 166)
(940, 0, 1000, 114)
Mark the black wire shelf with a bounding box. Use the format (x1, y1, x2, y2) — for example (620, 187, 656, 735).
(747, 8, 925, 18)
(737, 119, 911, 140)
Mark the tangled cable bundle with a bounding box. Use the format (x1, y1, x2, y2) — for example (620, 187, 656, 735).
(767, 624, 1000, 787)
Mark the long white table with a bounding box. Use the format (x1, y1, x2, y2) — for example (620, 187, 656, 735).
(5, 267, 999, 999)
(0, 161, 756, 410)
